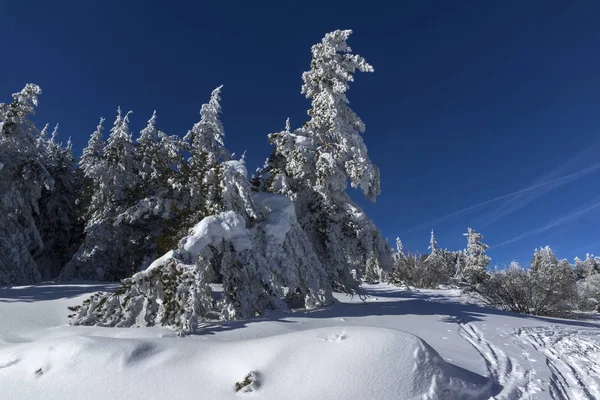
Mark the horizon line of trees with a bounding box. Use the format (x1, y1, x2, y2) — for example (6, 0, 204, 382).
(392, 229, 600, 317)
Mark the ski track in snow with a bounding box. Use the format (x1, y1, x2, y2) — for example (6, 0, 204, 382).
(459, 323, 539, 399)
(518, 326, 600, 400)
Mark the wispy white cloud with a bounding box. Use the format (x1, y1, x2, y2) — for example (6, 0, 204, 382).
(400, 162, 600, 235)
(493, 199, 600, 249)
(477, 142, 600, 227)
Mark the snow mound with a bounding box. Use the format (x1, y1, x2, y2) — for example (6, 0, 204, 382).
(0, 326, 492, 400)
(145, 211, 251, 272)
(180, 210, 251, 256)
(254, 326, 492, 400)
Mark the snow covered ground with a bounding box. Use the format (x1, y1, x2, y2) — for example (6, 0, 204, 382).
(1, 283, 599, 399)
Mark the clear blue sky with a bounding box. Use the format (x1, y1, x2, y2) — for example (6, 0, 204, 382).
(2, 1, 600, 266)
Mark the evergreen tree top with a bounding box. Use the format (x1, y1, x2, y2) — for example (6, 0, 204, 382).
(300, 29, 380, 201)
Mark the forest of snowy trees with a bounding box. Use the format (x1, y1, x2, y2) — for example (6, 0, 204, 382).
(1, 30, 599, 332)
(1, 30, 393, 333)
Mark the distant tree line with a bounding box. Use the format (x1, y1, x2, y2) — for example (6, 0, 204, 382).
(392, 229, 600, 317)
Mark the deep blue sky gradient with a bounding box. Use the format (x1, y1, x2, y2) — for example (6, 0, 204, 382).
(2, 1, 600, 266)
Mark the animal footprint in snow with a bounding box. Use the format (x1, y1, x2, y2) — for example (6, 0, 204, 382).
(319, 331, 347, 342)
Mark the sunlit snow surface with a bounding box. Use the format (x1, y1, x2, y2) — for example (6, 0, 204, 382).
(1, 283, 599, 399)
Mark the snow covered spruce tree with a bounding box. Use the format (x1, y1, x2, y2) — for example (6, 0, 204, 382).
(393, 237, 405, 264)
(69, 87, 333, 333)
(0, 84, 52, 285)
(34, 125, 81, 279)
(256, 30, 393, 292)
(61, 108, 139, 281)
(421, 230, 451, 287)
(452, 249, 467, 283)
(459, 227, 490, 286)
(179, 86, 232, 225)
(113, 111, 184, 269)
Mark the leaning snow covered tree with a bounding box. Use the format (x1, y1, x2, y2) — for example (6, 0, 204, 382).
(69, 87, 333, 333)
(255, 30, 393, 292)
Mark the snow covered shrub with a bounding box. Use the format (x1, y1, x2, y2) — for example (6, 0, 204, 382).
(474, 248, 577, 317)
(577, 274, 600, 312)
(473, 262, 535, 315)
(391, 252, 452, 289)
(390, 252, 424, 287)
(234, 371, 260, 393)
(391, 234, 458, 288)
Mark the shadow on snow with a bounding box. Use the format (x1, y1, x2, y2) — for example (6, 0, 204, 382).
(0, 282, 118, 303)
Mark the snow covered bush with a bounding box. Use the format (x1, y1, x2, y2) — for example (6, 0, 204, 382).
(473, 247, 577, 317)
(577, 274, 600, 312)
(390, 252, 424, 287)
(391, 233, 459, 289)
(234, 371, 260, 393)
(573, 254, 600, 311)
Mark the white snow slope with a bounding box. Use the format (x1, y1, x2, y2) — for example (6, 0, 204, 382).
(1, 283, 599, 399)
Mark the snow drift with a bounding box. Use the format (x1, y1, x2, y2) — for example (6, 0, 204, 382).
(0, 326, 492, 400)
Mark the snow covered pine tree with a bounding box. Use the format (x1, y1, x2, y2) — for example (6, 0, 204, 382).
(34, 125, 80, 279)
(69, 30, 389, 333)
(460, 227, 490, 286)
(69, 85, 333, 333)
(256, 29, 393, 292)
(0, 84, 53, 285)
(61, 109, 140, 281)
